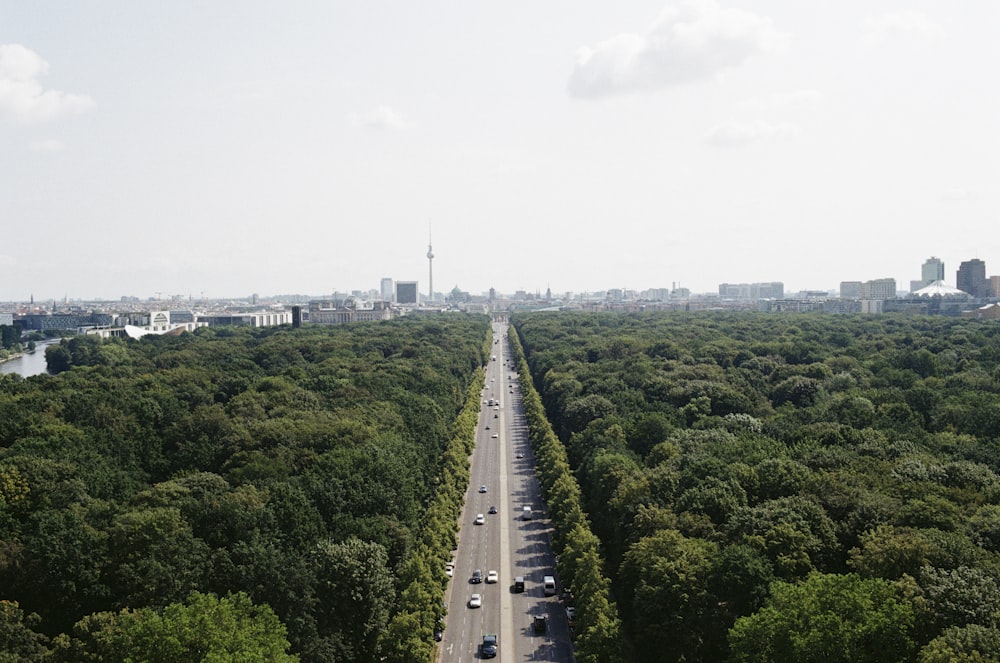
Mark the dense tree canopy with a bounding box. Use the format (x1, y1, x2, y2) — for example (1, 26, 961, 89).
(515, 311, 1000, 662)
(0, 316, 489, 661)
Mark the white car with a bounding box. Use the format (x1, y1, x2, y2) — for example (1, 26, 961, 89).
(479, 485, 488, 493)
(474, 513, 485, 525)
(491, 433, 498, 439)
(486, 570, 498, 584)
(469, 593, 482, 608)
(445, 563, 454, 577)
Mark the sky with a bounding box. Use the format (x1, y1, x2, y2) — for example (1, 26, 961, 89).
(2, 1, 998, 301)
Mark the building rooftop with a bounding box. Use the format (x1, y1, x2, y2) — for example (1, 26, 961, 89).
(912, 280, 969, 297)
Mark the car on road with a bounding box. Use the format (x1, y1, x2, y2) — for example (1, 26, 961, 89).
(488, 505, 497, 514)
(516, 452, 523, 459)
(491, 433, 498, 438)
(469, 593, 482, 608)
(471, 569, 482, 583)
(479, 485, 488, 493)
(565, 606, 576, 622)
(474, 513, 485, 525)
(481, 633, 498, 658)
(494, 413, 498, 418)
(485, 424, 490, 429)
(445, 563, 454, 577)
(532, 614, 547, 634)
(486, 570, 498, 584)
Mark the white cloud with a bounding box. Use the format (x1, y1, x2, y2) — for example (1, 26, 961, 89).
(862, 11, 944, 43)
(0, 44, 96, 124)
(29, 138, 65, 152)
(941, 188, 977, 201)
(738, 88, 824, 112)
(351, 105, 414, 130)
(568, 0, 789, 99)
(704, 119, 798, 147)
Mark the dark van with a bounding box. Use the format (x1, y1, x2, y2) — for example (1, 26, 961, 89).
(514, 576, 525, 593)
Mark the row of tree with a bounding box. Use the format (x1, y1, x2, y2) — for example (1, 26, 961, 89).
(0, 316, 490, 660)
(514, 311, 1000, 662)
(507, 326, 624, 663)
(381, 364, 486, 661)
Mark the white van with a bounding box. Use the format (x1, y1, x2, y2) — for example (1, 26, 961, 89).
(543, 575, 556, 596)
(522, 506, 532, 520)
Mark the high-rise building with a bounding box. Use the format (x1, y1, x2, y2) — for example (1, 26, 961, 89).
(922, 257, 945, 286)
(396, 281, 418, 305)
(380, 277, 394, 302)
(956, 259, 988, 297)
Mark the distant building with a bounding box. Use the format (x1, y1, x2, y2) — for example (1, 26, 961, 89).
(991, 276, 1000, 298)
(860, 299, 885, 314)
(396, 281, 418, 305)
(85, 310, 207, 338)
(380, 277, 394, 302)
(641, 288, 672, 301)
(839, 281, 863, 298)
(308, 300, 393, 324)
(0, 313, 12, 326)
(922, 257, 945, 286)
(957, 259, 988, 297)
(860, 278, 896, 300)
(759, 299, 826, 313)
(18, 313, 114, 330)
(965, 303, 1000, 320)
(718, 282, 784, 300)
(198, 311, 291, 327)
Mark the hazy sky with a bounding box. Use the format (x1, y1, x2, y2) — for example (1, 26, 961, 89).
(2, 1, 997, 301)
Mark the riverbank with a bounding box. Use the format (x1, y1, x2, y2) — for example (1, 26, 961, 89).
(0, 341, 56, 378)
(0, 347, 33, 364)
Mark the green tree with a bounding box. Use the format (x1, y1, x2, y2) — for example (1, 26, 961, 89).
(0, 600, 50, 662)
(311, 537, 393, 661)
(918, 624, 1000, 663)
(918, 565, 1000, 633)
(619, 528, 718, 662)
(728, 572, 916, 663)
(57, 591, 297, 662)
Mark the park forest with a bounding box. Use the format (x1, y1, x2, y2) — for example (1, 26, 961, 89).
(1, 311, 1000, 662)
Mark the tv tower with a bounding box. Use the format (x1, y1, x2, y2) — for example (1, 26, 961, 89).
(426, 224, 434, 303)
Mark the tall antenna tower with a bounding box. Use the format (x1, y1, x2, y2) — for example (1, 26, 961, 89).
(426, 222, 434, 303)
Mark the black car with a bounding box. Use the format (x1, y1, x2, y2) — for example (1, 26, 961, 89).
(481, 634, 498, 658)
(488, 505, 497, 514)
(471, 569, 482, 584)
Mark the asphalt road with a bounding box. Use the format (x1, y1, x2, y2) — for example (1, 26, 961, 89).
(438, 323, 575, 663)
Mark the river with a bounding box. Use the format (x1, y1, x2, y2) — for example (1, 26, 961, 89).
(0, 341, 57, 378)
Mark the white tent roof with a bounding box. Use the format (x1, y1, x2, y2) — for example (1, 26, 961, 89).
(912, 280, 969, 297)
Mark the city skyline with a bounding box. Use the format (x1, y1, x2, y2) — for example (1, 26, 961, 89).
(2, 1, 997, 301)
